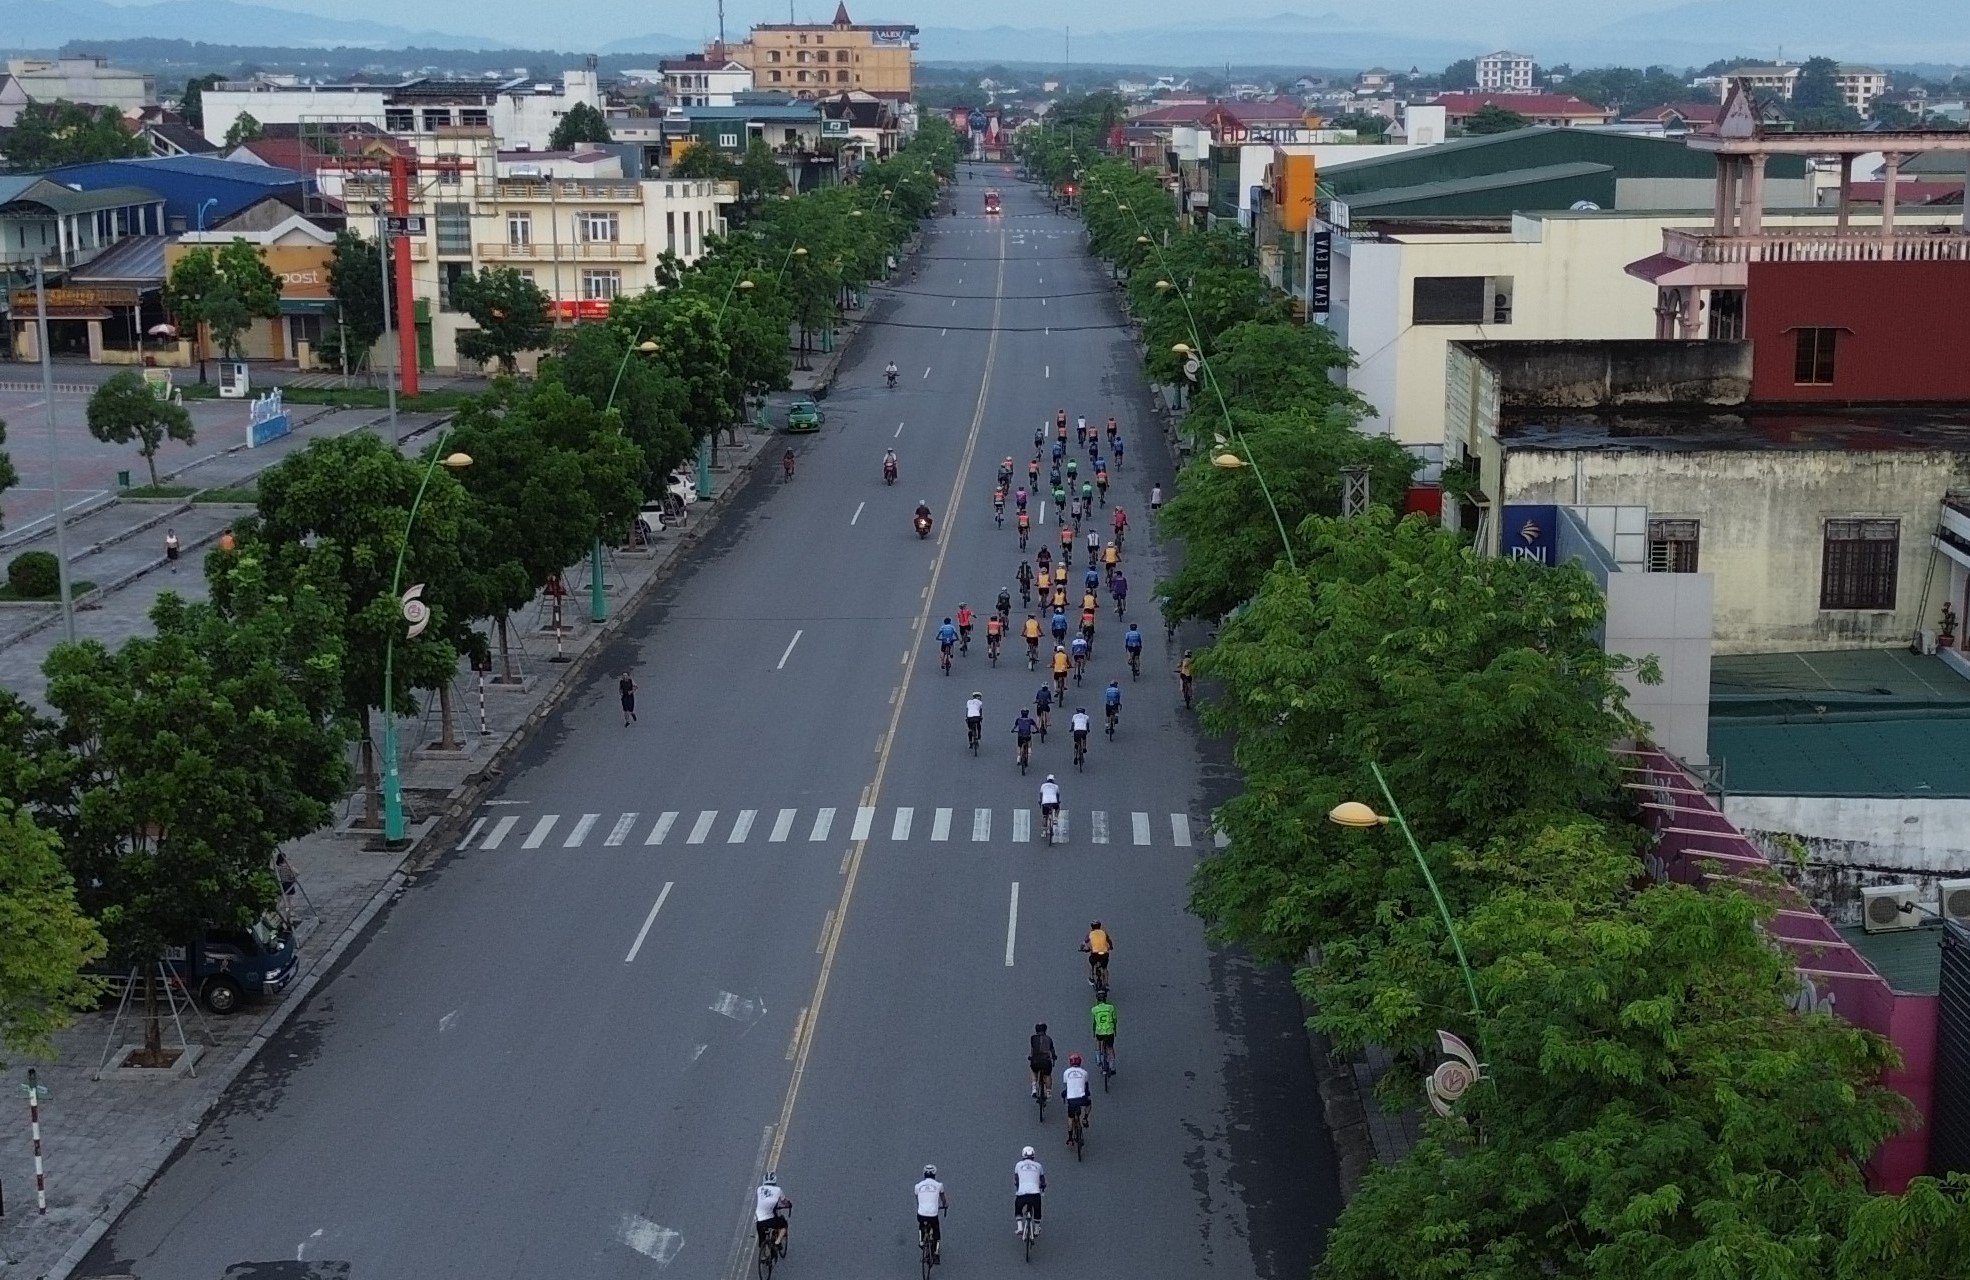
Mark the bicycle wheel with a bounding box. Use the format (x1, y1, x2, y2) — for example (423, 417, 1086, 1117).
(1021, 1210, 1035, 1263)
(921, 1229, 935, 1279)
(1072, 1115, 1084, 1161)
(757, 1237, 775, 1280)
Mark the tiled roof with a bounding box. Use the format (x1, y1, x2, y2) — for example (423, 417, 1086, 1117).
(1432, 92, 1612, 118)
(1622, 102, 1724, 125)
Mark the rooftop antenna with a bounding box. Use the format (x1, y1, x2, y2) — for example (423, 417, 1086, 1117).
(718, 0, 726, 49)
(1065, 26, 1070, 70)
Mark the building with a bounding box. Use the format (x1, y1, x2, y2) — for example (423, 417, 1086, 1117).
(1432, 92, 1615, 128)
(661, 53, 752, 108)
(4, 56, 153, 115)
(730, 3, 918, 102)
(198, 71, 604, 155)
(169, 212, 340, 366)
(43, 153, 310, 231)
(1715, 63, 1889, 116)
(339, 135, 734, 372)
(1475, 51, 1535, 93)
(1, 176, 167, 363)
(1613, 102, 1725, 136)
(0, 74, 30, 129)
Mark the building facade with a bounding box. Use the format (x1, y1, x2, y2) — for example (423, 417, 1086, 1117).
(1717, 64, 1888, 116)
(1475, 51, 1535, 93)
(1432, 92, 1615, 128)
(661, 54, 752, 108)
(199, 71, 604, 155)
(5, 56, 152, 114)
(732, 3, 918, 101)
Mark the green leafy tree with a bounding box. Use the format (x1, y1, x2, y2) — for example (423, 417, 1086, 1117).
(42, 561, 347, 1061)
(3, 100, 147, 170)
(542, 321, 692, 485)
(0, 803, 106, 1067)
(165, 240, 283, 362)
(648, 296, 738, 449)
(737, 140, 789, 216)
(0, 414, 17, 532)
(1438, 57, 1477, 89)
(1792, 56, 1846, 110)
(85, 370, 197, 487)
(179, 73, 224, 131)
(673, 141, 739, 180)
(223, 110, 265, 149)
(1463, 102, 1533, 134)
(324, 228, 386, 373)
(547, 101, 612, 151)
(453, 267, 552, 375)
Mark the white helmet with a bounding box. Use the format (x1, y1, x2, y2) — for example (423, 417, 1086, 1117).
(923, 1164, 937, 1177)
(1020, 1146, 1035, 1159)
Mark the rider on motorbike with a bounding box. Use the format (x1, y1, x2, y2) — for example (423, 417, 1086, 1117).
(885, 360, 899, 386)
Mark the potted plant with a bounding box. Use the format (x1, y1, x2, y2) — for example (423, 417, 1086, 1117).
(1940, 602, 1958, 649)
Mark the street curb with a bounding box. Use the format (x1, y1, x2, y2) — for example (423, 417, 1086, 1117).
(1299, 982, 1378, 1203)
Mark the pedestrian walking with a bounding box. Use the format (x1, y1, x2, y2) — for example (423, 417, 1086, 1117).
(1150, 484, 1164, 513)
(619, 672, 638, 726)
(164, 528, 180, 571)
(219, 528, 237, 554)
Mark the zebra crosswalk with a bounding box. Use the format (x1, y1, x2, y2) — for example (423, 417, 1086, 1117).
(461, 805, 1229, 853)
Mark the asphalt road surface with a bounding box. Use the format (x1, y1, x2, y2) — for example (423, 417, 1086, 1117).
(82, 169, 1342, 1280)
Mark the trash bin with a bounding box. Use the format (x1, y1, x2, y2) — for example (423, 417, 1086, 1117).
(117, 470, 131, 488)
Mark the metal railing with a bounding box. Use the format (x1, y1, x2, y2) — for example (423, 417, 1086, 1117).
(477, 241, 646, 262)
(1664, 225, 1970, 264)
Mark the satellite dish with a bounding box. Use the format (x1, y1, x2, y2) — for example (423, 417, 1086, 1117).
(1569, 200, 1602, 211)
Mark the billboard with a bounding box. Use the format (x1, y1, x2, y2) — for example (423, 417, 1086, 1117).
(1500, 504, 1557, 565)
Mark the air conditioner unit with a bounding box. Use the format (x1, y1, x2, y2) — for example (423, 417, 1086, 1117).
(1861, 883, 1920, 933)
(1939, 878, 1970, 927)
(1914, 628, 1939, 656)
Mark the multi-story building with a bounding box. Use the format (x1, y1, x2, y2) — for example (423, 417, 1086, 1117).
(1475, 51, 1535, 93)
(341, 133, 735, 372)
(1715, 63, 1888, 116)
(1432, 92, 1615, 128)
(199, 71, 604, 155)
(661, 52, 752, 108)
(4, 56, 153, 116)
(729, 3, 919, 102)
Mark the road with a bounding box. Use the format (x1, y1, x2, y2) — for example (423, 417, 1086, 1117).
(80, 169, 1342, 1280)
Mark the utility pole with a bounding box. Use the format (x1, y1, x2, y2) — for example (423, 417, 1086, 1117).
(717, 0, 726, 49)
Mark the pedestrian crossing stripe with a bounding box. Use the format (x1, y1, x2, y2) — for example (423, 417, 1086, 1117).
(473, 806, 1229, 851)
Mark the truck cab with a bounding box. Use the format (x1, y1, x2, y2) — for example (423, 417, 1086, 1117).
(97, 920, 299, 1014)
(984, 189, 1002, 215)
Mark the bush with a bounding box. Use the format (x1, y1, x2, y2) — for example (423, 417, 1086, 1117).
(8, 550, 60, 598)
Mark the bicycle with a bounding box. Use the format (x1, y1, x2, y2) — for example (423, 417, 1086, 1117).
(1106, 706, 1118, 739)
(1068, 1107, 1086, 1161)
(919, 1216, 941, 1277)
(1129, 650, 1141, 681)
(988, 633, 1001, 666)
(941, 646, 952, 677)
(1096, 1041, 1115, 1092)
(781, 453, 795, 482)
(1017, 736, 1032, 774)
(1036, 707, 1050, 741)
(1180, 673, 1193, 709)
(959, 628, 971, 656)
(1073, 653, 1086, 685)
(1018, 1201, 1039, 1263)
(968, 718, 981, 755)
(1043, 806, 1057, 845)
(1026, 640, 1039, 671)
(1053, 670, 1067, 701)
(758, 1212, 790, 1279)
(1072, 734, 1086, 772)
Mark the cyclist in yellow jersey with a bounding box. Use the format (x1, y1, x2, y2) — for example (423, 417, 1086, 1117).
(1052, 645, 1071, 697)
(1083, 921, 1112, 986)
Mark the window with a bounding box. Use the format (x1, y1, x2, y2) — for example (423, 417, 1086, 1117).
(385, 108, 414, 131)
(422, 108, 452, 131)
(836, 50, 849, 62)
(683, 210, 694, 257)
(579, 211, 619, 242)
(719, 132, 739, 148)
(769, 70, 782, 83)
(769, 49, 781, 62)
(1412, 275, 1514, 325)
(666, 210, 676, 254)
(1646, 519, 1700, 573)
(435, 202, 471, 256)
(582, 269, 622, 300)
(1794, 327, 1838, 385)
(436, 154, 461, 185)
(837, 70, 849, 83)
(1820, 518, 1899, 610)
(507, 212, 532, 245)
(797, 50, 809, 62)
(460, 108, 489, 128)
(798, 33, 807, 42)
(797, 71, 809, 83)
(1707, 288, 1745, 341)
(439, 261, 471, 311)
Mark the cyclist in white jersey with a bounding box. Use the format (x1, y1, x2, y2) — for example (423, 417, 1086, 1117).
(1039, 776, 1061, 821)
(1013, 1147, 1047, 1233)
(754, 1173, 791, 1251)
(1061, 1053, 1093, 1140)
(914, 1165, 948, 1261)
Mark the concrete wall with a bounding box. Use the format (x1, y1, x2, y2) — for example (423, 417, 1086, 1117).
(1615, 175, 1810, 210)
(1606, 568, 1713, 764)
(1727, 795, 1970, 926)
(1466, 338, 1751, 410)
(1748, 260, 1970, 404)
(1501, 446, 1968, 652)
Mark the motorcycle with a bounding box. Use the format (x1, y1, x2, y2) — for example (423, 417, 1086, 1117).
(884, 460, 898, 486)
(914, 513, 933, 539)
(886, 369, 898, 389)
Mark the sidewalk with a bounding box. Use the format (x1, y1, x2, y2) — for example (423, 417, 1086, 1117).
(0, 426, 782, 1280)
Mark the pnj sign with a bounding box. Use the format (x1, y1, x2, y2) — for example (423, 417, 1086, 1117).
(1501, 504, 1557, 564)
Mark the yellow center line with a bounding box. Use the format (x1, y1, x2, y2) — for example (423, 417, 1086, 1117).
(723, 223, 1008, 1280)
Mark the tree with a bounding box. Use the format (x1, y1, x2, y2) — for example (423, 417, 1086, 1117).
(1463, 102, 1532, 134)
(673, 141, 739, 181)
(3, 100, 147, 170)
(42, 562, 347, 1062)
(86, 371, 197, 487)
(1329, 111, 1389, 138)
(547, 101, 612, 151)
(1439, 58, 1477, 90)
(164, 240, 283, 363)
(0, 414, 17, 532)
(737, 140, 789, 215)
(453, 267, 552, 375)
(179, 73, 223, 131)
(1792, 56, 1846, 110)
(223, 110, 264, 149)
(324, 229, 386, 373)
(647, 296, 738, 449)
(0, 803, 106, 1067)
(542, 321, 692, 485)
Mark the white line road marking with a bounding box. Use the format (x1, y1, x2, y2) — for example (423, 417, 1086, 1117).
(687, 810, 718, 844)
(645, 811, 678, 845)
(776, 630, 804, 670)
(605, 813, 637, 846)
(851, 501, 864, 525)
(1133, 811, 1151, 845)
(1042, 298, 1048, 306)
(974, 808, 992, 840)
(931, 807, 952, 840)
(1090, 810, 1109, 843)
(617, 1214, 684, 1265)
(810, 807, 836, 841)
(564, 814, 599, 847)
(891, 806, 913, 840)
(895, 421, 905, 437)
(1038, 501, 1047, 523)
(770, 808, 796, 842)
(457, 817, 486, 850)
(728, 809, 757, 843)
(1056, 810, 1069, 842)
(1171, 813, 1192, 847)
(1012, 808, 1031, 842)
(522, 815, 557, 849)
(1045, 366, 1050, 378)
(623, 881, 673, 963)
(852, 806, 876, 839)
(941, 327, 947, 336)
(817, 910, 834, 953)
(1005, 882, 1020, 966)
(923, 365, 932, 377)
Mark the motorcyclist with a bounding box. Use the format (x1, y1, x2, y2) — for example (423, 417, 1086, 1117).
(885, 360, 899, 386)
(884, 448, 899, 480)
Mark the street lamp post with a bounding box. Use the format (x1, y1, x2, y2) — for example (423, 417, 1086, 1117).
(27, 262, 76, 643)
(380, 442, 473, 846)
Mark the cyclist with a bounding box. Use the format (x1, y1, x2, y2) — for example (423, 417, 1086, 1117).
(1052, 485, 1068, 518)
(1029, 1023, 1057, 1099)
(1033, 424, 1045, 453)
(1027, 457, 1041, 488)
(1014, 485, 1028, 512)
(956, 603, 974, 653)
(1095, 465, 1109, 507)
(1103, 540, 1120, 573)
(993, 484, 1007, 524)
(1123, 622, 1144, 676)
(1178, 650, 1195, 707)
(1069, 633, 1089, 682)
(1091, 995, 1117, 1072)
(1081, 479, 1095, 509)
(1112, 506, 1129, 545)
(1110, 569, 1128, 616)
(1039, 774, 1062, 838)
(1033, 682, 1053, 737)
(1036, 545, 1052, 578)
(1051, 439, 1065, 465)
(1000, 455, 1015, 487)
(1023, 613, 1042, 665)
(1075, 414, 1088, 445)
(1016, 506, 1031, 548)
(915, 1166, 948, 1265)
(1051, 644, 1071, 697)
(1065, 457, 1078, 486)
(1079, 603, 1097, 648)
(996, 587, 1013, 622)
(1084, 564, 1101, 595)
(1112, 434, 1125, 466)
(1087, 436, 1100, 467)
(1104, 679, 1122, 733)
(1012, 706, 1037, 768)
(1084, 921, 1112, 987)
(1070, 706, 1091, 762)
(1013, 1147, 1046, 1237)
(1081, 588, 1099, 619)
(1085, 527, 1100, 565)
(1068, 494, 1083, 525)
(985, 612, 1004, 662)
(755, 1173, 792, 1255)
(1055, 409, 1068, 439)
(782, 448, 795, 480)
(1062, 1053, 1092, 1141)
(936, 617, 959, 661)
(965, 691, 984, 750)
(1105, 415, 1119, 442)
(1050, 607, 1069, 644)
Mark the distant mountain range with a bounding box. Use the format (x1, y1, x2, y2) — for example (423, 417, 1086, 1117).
(4, 0, 1967, 69)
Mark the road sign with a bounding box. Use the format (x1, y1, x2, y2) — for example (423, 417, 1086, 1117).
(821, 118, 850, 137)
(385, 215, 428, 236)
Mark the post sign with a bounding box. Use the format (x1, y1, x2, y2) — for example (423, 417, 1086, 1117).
(1501, 504, 1557, 565)
(1309, 230, 1333, 314)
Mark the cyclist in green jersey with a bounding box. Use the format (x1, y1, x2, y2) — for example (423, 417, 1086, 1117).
(1091, 997, 1118, 1070)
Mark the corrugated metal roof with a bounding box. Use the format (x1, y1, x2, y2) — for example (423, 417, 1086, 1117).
(1346, 161, 1612, 213)
(67, 234, 172, 284)
(49, 154, 309, 187)
(0, 182, 163, 214)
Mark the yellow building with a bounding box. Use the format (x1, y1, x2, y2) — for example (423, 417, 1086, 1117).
(732, 3, 918, 102)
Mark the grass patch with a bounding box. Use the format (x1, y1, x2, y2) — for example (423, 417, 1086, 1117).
(0, 580, 97, 602)
(190, 486, 258, 504)
(120, 485, 197, 499)
(168, 381, 476, 411)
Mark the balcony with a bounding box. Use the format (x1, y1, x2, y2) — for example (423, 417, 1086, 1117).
(1663, 225, 1970, 266)
(493, 180, 640, 202)
(478, 241, 647, 263)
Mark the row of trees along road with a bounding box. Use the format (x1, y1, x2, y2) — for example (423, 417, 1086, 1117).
(0, 115, 960, 1068)
(1017, 118, 1970, 1273)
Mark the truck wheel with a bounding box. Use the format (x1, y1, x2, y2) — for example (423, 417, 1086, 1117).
(201, 975, 243, 1015)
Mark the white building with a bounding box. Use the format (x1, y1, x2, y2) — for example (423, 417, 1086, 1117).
(660, 54, 753, 108)
(200, 71, 603, 154)
(1717, 64, 1889, 116)
(5, 56, 153, 115)
(1475, 51, 1535, 93)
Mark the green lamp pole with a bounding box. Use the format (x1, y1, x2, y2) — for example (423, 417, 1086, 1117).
(381, 439, 473, 846)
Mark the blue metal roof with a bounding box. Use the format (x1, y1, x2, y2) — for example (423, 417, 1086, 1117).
(47, 154, 309, 188)
(42, 155, 309, 228)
